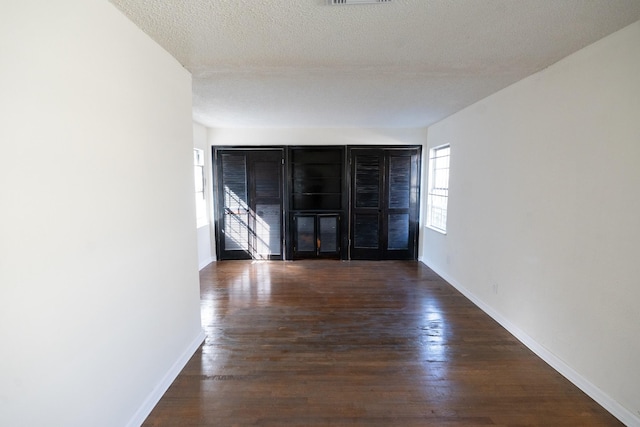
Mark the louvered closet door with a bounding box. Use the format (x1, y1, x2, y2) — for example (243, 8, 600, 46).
(349, 148, 420, 260)
(350, 150, 384, 259)
(215, 149, 284, 260)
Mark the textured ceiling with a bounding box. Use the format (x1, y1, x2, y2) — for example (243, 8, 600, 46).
(109, 0, 640, 128)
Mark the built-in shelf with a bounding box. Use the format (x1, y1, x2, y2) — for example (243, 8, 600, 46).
(288, 147, 346, 259)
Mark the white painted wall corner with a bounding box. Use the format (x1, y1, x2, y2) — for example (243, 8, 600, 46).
(126, 330, 206, 427)
(422, 260, 640, 427)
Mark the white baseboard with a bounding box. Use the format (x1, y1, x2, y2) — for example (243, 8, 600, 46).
(199, 257, 215, 270)
(422, 261, 640, 427)
(126, 329, 206, 427)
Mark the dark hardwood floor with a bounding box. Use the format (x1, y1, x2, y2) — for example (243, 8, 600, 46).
(143, 260, 622, 426)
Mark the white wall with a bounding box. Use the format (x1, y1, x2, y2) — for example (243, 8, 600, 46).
(194, 122, 215, 268)
(421, 21, 640, 425)
(0, 1, 203, 426)
(209, 127, 427, 147)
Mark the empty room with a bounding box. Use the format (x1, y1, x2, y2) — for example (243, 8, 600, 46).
(1, 1, 639, 426)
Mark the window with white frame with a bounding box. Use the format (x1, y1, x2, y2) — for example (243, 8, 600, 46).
(426, 144, 450, 233)
(194, 148, 207, 227)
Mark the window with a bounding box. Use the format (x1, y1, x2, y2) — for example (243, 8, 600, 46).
(194, 148, 207, 227)
(426, 144, 450, 233)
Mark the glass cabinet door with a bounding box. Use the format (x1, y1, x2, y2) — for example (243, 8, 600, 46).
(294, 215, 316, 253)
(318, 215, 338, 254)
(293, 214, 340, 258)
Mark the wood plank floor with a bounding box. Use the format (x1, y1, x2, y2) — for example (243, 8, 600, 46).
(143, 260, 622, 426)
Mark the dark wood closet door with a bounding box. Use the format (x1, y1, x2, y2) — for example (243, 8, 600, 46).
(215, 149, 284, 260)
(350, 150, 384, 259)
(349, 148, 420, 260)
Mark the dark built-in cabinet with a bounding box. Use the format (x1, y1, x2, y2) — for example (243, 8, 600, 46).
(213, 145, 419, 261)
(289, 147, 346, 259)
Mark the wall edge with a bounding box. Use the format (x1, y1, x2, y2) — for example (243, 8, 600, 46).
(126, 329, 206, 427)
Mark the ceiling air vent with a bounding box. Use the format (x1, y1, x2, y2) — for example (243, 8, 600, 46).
(330, 0, 392, 4)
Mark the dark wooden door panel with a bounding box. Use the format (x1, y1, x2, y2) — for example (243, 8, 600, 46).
(221, 154, 249, 253)
(354, 154, 382, 209)
(215, 149, 283, 260)
(388, 155, 411, 209)
(350, 148, 420, 260)
(254, 161, 281, 199)
(250, 153, 283, 259)
(387, 213, 409, 250)
(385, 151, 418, 260)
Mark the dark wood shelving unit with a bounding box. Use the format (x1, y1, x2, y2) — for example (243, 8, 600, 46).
(288, 147, 347, 259)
